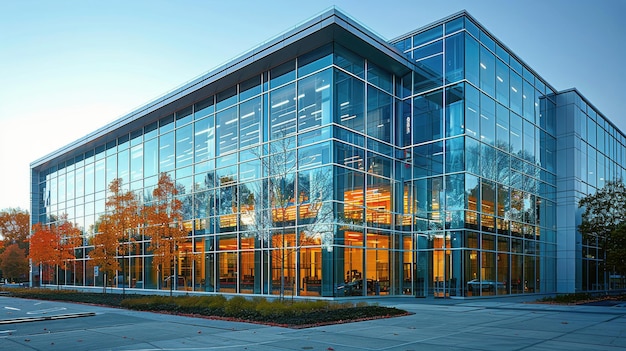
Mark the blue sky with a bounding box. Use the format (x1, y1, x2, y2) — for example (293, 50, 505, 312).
(0, 0, 624, 211)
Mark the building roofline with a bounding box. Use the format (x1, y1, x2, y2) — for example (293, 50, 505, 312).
(558, 87, 624, 139)
(388, 10, 469, 43)
(31, 7, 414, 170)
(389, 9, 560, 97)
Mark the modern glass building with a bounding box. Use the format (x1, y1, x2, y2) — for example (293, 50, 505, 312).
(30, 9, 625, 298)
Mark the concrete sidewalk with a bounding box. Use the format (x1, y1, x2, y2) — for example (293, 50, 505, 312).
(1, 295, 626, 350)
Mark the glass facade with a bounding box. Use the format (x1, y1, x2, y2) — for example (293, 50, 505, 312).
(30, 9, 624, 297)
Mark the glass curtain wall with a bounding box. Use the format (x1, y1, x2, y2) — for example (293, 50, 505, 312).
(34, 43, 412, 297)
(32, 13, 570, 298)
(396, 14, 557, 297)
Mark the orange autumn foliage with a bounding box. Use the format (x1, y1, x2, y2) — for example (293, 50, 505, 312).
(143, 173, 187, 278)
(0, 208, 30, 254)
(29, 215, 82, 269)
(89, 178, 140, 284)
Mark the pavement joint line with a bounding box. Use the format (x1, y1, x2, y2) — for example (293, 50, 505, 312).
(0, 312, 95, 324)
(457, 303, 626, 315)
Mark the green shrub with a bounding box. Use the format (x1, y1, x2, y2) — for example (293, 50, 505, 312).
(539, 293, 593, 304)
(224, 295, 258, 319)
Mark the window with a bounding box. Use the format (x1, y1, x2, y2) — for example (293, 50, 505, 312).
(270, 83, 296, 139)
(334, 70, 365, 133)
(367, 86, 392, 143)
(298, 69, 332, 132)
(413, 89, 443, 144)
(479, 46, 495, 97)
(216, 107, 238, 155)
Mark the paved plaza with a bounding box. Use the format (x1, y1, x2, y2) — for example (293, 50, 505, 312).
(1, 295, 626, 350)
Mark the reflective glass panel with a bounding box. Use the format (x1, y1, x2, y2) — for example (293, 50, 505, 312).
(130, 144, 143, 182)
(446, 83, 464, 137)
(334, 70, 365, 133)
(144, 138, 158, 178)
(510, 113, 522, 156)
(298, 44, 332, 77)
(159, 132, 175, 172)
(334, 44, 364, 78)
(465, 35, 479, 85)
(239, 76, 261, 102)
(480, 93, 495, 145)
(176, 124, 193, 168)
(366, 86, 392, 143)
(413, 54, 443, 94)
(298, 69, 332, 132)
(367, 63, 392, 94)
(270, 60, 295, 88)
(194, 96, 214, 120)
(176, 106, 193, 127)
(239, 97, 261, 148)
(216, 86, 237, 111)
(413, 25, 442, 48)
(510, 72, 522, 115)
(495, 58, 509, 106)
(479, 45, 495, 97)
(117, 149, 129, 185)
(270, 83, 296, 139)
(445, 33, 464, 84)
(413, 89, 443, 144)
(194, 115, 215, 163)
(445, 136, 464, 173)
(216, 106, 238, 155)
(465, 83, 479, 139)
(495, 103, 509, 151)
(523, 79, 535, 121)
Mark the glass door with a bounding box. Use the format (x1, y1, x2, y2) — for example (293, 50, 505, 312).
(415, 234, 430, 297)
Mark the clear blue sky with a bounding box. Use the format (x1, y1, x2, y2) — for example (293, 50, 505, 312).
(0, 0, 624, 211)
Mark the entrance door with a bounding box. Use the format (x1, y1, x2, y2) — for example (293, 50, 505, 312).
(414, 235, 430, 297)
(431, 233, 457, 298)
(433, 246, 452, 298)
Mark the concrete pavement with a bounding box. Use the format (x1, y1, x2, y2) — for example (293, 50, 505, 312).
(1, 294, 626, 350)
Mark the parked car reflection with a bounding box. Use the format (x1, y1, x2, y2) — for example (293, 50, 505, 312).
(467, 279, 505, 292)
(337, 279, 376, 296)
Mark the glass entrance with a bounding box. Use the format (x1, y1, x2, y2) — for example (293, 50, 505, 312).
(414, 234, 430, 297)
(431, 232, 464, 297)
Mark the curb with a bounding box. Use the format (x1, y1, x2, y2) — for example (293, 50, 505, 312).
(0, 312, 96, 325)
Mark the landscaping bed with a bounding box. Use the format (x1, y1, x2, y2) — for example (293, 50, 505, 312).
(536, 292, 626, 305)
(1, 288, 409, 328)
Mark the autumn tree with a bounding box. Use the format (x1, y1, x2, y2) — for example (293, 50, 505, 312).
(0, 208, 30, 254)
(143, 172, 187, 296)
(579, 180, 626, 288)
(29, 215, 82, 287)
(89, 178, 141, 291)
(0, 244, 28, 283)
(29, 223, 56, 284)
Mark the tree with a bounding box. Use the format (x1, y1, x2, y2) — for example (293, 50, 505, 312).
(245, 134, 297, 299)
(0, 244, 28, 282)
(0, 208, 30, 254)
(29, 215, 82, 287)
(89, 178, 140, 292)
(579, 180, 626, 288)
(143, 173, 187, 296)
(29, 223, 57, 284)
(243, 133, 344, 299)
(607, 224, 626, 278)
